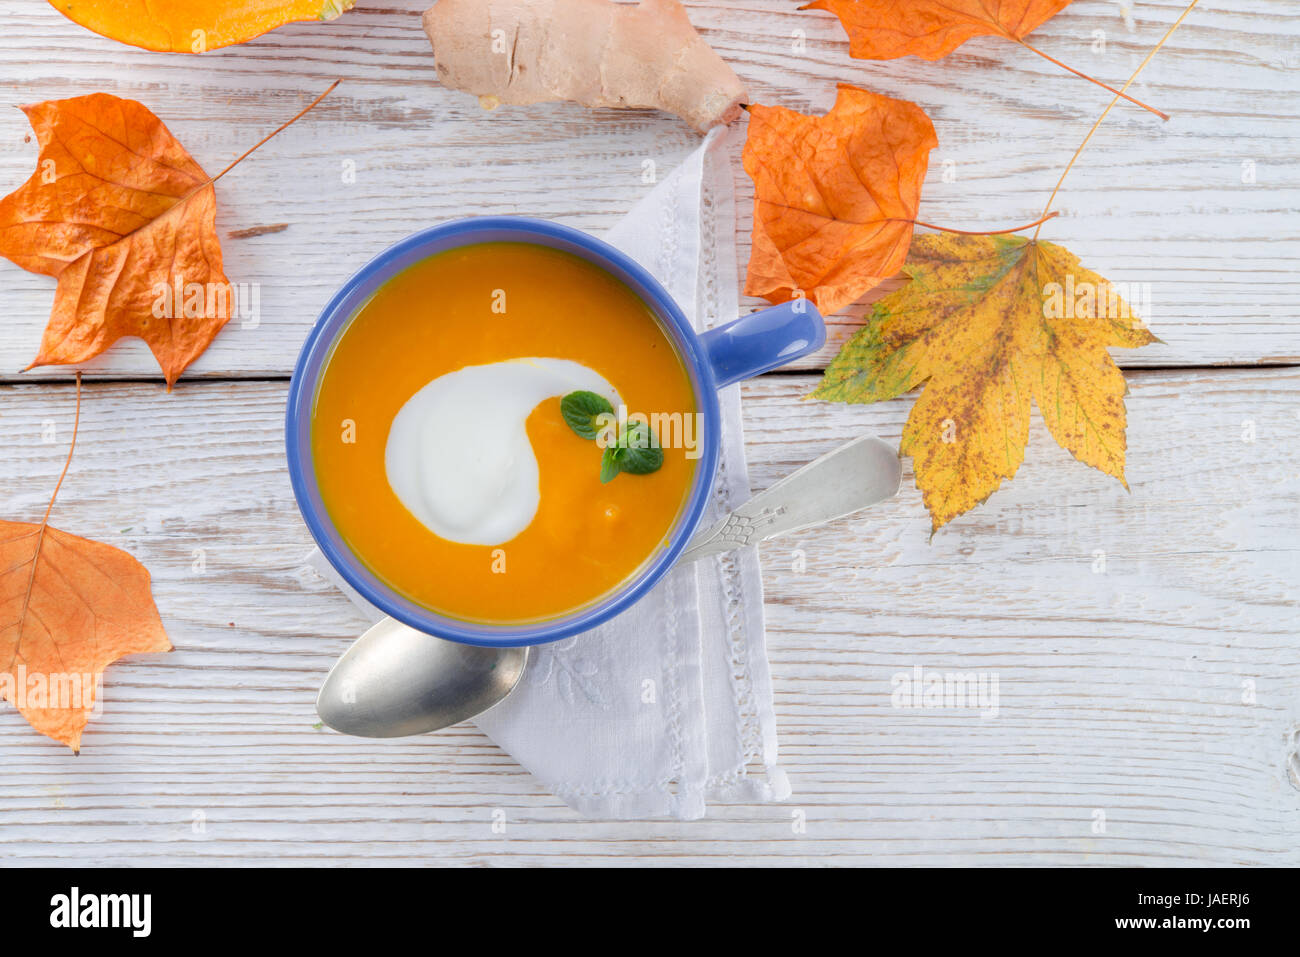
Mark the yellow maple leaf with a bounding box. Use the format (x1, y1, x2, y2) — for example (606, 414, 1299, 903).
(812, 233, 1157, 532)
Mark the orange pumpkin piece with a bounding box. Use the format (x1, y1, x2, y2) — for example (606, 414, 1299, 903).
(48, 0, 355, 53)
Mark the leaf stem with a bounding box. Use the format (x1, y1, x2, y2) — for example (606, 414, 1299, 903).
(911, 211, 1059, 236)
(11, 372, 81, 669)
(39, 371, 81, 527)
(209, 79, 341, 187)
(1033, 0, 1201, 241)
(1016, 39, 1168, 120)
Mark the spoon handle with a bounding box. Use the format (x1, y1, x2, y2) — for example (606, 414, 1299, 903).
(677, 435, 902, 564)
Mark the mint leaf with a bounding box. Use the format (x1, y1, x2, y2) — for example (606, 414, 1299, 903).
(600, 445, 624, 483)
(618, 423, 663, 474)
(561, 390, 614, 440)
(562, 394, 666, 482)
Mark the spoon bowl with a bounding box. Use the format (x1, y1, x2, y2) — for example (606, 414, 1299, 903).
(316, 617, 529, 737)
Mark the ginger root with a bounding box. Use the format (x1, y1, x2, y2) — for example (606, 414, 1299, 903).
(423, 0, 748, 132)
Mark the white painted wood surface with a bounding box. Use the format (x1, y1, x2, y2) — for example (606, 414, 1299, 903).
(0, 0, 1297, 865)
(1, 373, 1297, 865)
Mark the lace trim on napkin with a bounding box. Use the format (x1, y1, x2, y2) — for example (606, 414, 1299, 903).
(697, 130, 787, 802)
(700, 176, 761, 774)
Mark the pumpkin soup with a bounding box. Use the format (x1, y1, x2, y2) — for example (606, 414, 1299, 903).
(310, 242, 699, 623)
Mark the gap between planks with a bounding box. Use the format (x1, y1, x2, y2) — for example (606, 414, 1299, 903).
(1, 362, 1297, 389)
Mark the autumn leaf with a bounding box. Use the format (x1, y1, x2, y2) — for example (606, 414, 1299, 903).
(743, 84, 937, 316)
(0, 83, 337, 389)
(812, 233, 1156, 532)
(0, 93, 230, 388)
(802, 0, 1165, 118)
(49, 0, 356, 53)
(0, 378, 170, 751)
(802, 0, 1073, 60)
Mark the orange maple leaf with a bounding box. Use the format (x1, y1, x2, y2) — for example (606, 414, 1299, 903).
(48, 0, 356, 53)
(802, 0, 1073, 60)
(0, 93, 232, 388)
(802, 0, 1166, 117)
(743, 84, 937, 316)
(0, 83, 338, 389)
(0, 378, 170, 751)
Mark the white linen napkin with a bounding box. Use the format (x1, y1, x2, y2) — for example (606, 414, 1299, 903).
(308, 125, 789, 819)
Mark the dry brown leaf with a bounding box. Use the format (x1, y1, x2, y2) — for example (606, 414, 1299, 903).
(801, 0, 1165, 117)
(0, 378, 170, 750)
(812, 234, 1157, 532)
(0, 83, 337, 388)
(802, 0, 1073, 60)
(0, 93, 231, 388)
(743, 84, 937, 316)
(48, 0, 356, 53)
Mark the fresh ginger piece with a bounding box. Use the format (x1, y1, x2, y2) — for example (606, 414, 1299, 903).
(423, 0, 748, 132)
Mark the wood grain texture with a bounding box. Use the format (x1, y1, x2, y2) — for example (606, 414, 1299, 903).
(0, 372, 1295, 865)
(0, 0, 1296, 382)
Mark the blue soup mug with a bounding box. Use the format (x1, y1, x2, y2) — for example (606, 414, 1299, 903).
(286, 216, 824, 646)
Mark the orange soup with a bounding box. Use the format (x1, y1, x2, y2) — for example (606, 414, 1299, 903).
(311, 242, 699, 623)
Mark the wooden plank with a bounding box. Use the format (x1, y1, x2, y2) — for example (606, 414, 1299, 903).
(0, 0, 1296, 382)
(0, 370, 1295, 865)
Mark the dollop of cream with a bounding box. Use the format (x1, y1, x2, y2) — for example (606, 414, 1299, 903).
(385, 358, 620, 546)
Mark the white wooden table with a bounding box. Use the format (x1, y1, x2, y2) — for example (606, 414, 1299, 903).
(1, 0, 1297, 866)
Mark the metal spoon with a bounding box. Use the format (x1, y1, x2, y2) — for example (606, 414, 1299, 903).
(316, 619, 529, 738)
(316, 435, 901, 737)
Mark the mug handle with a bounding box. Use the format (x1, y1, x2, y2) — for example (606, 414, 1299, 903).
(699, 299, 826, 389)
